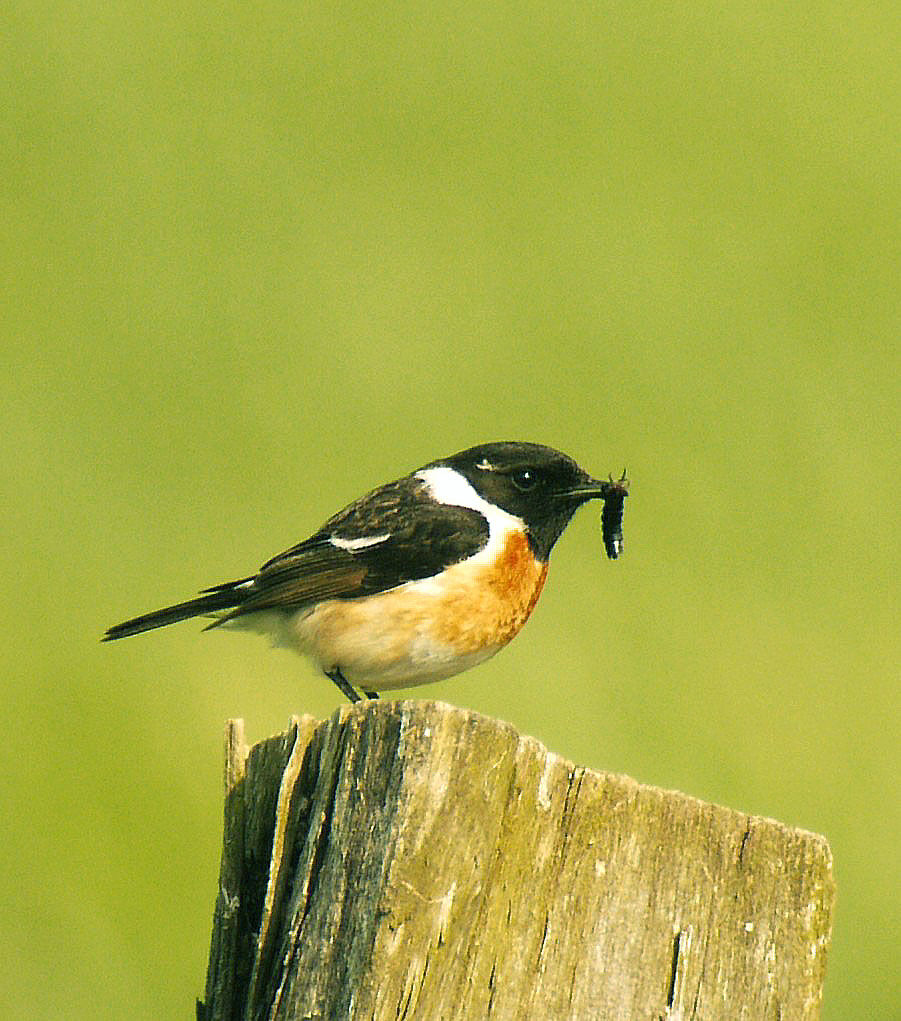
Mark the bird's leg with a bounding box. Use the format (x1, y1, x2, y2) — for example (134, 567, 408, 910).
(325, 667, 361, 703)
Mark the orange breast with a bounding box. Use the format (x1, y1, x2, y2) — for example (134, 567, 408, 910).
(430, 529, 549, 652)
(286, 527, 550, 688)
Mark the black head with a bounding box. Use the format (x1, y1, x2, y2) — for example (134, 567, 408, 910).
(428, 441, 607, 560)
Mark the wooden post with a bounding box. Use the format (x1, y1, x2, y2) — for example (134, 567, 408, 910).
(197, 701, 835, 1021)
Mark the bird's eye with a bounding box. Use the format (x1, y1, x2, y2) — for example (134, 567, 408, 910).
(511, 468, 539, 491)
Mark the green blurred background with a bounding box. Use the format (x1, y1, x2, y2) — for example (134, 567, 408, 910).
(2, 3, 897, 1018)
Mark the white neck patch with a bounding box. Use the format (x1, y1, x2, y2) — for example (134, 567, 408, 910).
(416, 466, 524, 557)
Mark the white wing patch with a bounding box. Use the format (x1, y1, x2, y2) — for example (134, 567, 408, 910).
(329, 533, 391, 552)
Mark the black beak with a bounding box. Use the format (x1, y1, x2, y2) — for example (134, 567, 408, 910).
(557, 476, 617, 502)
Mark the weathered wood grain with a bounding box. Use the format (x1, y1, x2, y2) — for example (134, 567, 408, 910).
(198, 701, 834, 1021)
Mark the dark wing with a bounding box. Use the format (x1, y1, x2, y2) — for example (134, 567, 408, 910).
(210, 476, 488, 626)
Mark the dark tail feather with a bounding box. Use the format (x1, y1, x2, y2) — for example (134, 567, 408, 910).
(102, 581, 251, 641)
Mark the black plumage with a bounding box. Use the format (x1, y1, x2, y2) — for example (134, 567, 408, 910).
(103, 475, 490, 639)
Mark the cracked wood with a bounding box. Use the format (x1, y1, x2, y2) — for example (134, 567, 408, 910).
(198, 701, 835, 1021)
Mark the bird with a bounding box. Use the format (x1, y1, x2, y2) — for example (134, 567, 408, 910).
(103, 442, 627, 703)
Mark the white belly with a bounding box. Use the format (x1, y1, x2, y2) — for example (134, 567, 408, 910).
(291, 593, 503, 689)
